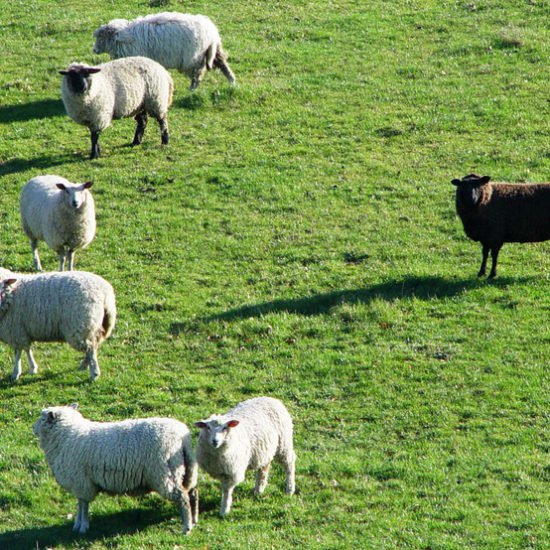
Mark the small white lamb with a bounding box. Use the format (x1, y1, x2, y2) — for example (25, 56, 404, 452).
(93, 12, 236, 90)
(20, 175, 96, 271)
(0, 270, 116, 381)
(60, 57, 173, 159)
(195, 396, 296, 516)
(33, 404, 198, 535)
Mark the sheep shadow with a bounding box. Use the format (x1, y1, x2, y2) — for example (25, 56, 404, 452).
(0, 99, 65, 124)
(0, 153, 82, 177)
(190, 275, 527, 325)
(0, 504, 174, 549)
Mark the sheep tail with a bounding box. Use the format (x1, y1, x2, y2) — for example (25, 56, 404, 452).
(213, 45, 236, 85)
(101, 296, 116, 340)
(205, 43, 217, 70)
(182, 443, 198, 491)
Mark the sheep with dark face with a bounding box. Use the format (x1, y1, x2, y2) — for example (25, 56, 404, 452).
(60, 57, 173, 159)
(452, 173, 550, 278)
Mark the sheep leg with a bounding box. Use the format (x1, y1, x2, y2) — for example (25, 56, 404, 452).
(156, 116, 169, 145)
(178, 490, 193, 534)
(90, 130, 101, 160)
(132, 112, 148, 146)
(83, 347, 100, 380)
(283, 451, 296, 495)
(189, 486, 199, 526)
(58, 251, 66, 271)
(11, 349, 23, 381)
(190, 59, 208, 90)
(220, 480, 237, 516)
(488, 245, 502, 279)
(214, 52, 236, 86)
(30, 239, 42, 271)
(26, 349, 38, 375)
(478, 244, 490, 277)
(254, 463, 271, 495)
(67, 249, 75, 271)
(74, 499, 90, 534)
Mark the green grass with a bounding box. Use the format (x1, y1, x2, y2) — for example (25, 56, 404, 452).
(1, 0, 550, 548)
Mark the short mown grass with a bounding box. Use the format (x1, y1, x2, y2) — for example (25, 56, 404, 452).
(1, 0, 550, 548)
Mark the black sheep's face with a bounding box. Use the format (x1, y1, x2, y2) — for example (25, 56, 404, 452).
(452, 174, 491, 207)
(59, 66, 101, 95)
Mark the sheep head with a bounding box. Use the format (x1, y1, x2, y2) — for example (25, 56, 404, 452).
(195, 417, 240, 449)
(452, 174, 491, 207)
(56, 181, 93, 210)
(59, 65, 101, 95)
(93, 19, 130, 53)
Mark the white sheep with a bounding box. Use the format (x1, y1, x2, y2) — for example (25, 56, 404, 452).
(33, 404, 198, 535)
(195, 396, 296, 516)
(60, 56, 173, 159)
(93, 12, 236, 90)
(20, 175, 96, 271)
(0, 270, 116, 381)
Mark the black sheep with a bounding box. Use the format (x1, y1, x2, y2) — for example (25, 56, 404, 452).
(452, 174, 550, 278)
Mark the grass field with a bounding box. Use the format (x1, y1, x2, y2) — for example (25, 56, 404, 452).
(1, 0, 550, 548)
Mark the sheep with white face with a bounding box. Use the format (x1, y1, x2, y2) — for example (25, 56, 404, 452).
(195, 397, 296, 516)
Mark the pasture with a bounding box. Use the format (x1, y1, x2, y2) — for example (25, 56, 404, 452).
(1, 0, 549, 548)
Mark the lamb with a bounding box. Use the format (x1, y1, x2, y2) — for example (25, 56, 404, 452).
(195, 396, 296, 516)
(93, 12, 236, 90)
(33, 404, 198, 535)
(0, 270, 116, 381)
(60, 56, 173, 159)
(20, 175, 96, 271)
(452, 174, 550, 278)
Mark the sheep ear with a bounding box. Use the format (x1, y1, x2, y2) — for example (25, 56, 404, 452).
(56, 183, 67, 191)
(226, 420, 240, 429)
(59, 70, 69, 75)
(69, 403, 79, 410)
(3, 278, 18, 287)
(86, 67, 101, 74)
(83, 181, 94, 189)
(479, 176, 491, 185)
(194, 421, 208, 429)
(46, 411, 56, 424)
(451, 179, 461, 186)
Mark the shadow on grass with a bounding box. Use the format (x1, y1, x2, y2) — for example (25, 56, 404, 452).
(0, 99, 65, 123)
(0, 153, 82, 177)
(195, 275, 528, 324)
(0, 505, 172, 549)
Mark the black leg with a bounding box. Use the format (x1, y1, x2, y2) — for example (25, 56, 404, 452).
(488, 244, 502, 279)
(478, 244, 489, 277)
(132, 112, 148, 146)
(90, 130, 100, 159)
(157, 116, 169, 145)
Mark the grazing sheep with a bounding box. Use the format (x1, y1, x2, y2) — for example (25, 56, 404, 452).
(33, 404, 198, 535)
(93, 12, 236, 90)
(452, 173, 550, 278)
(0, 271, 116, 381)
(60, 56, 173, 159)
(20, 175, 96, 271)
(195, 396, 296, 516)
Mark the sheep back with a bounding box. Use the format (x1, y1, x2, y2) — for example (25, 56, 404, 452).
(0, 271, 115, 350)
